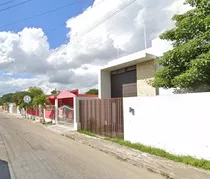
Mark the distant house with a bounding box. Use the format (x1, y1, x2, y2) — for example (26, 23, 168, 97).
(46, 89, 98, 129)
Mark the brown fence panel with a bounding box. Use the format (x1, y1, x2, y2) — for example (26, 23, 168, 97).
(79, 98, 124, 138)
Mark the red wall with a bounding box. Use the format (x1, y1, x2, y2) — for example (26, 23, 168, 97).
(27, 109, 39, 116)
(45, 110, 55, 120)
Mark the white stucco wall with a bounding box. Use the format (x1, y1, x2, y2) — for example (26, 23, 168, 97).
(123, 92, 210, 160)
(9, 103, 13, 113)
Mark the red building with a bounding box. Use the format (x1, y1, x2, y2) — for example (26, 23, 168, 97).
(46, 89, 98, 124)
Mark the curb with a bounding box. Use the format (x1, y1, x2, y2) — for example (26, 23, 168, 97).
(4, 113, 210, 179)
(65, 133, 174, 179)
(64, 133, 210, 179)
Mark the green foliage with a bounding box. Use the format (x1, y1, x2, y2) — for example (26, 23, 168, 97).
(28, 87, 44, 98)
(1, 86, 48, 110)
(51, 88, 59, 95)
(153, 0, 210, 90)
(42, 121, 52, 125)
(12, 91, 31, 109)
(85, 89, 98, 95)
(105, 138, 210, 171)
(78, 130, 96, 137)
(32, 94, 50, 109)
(0, 93, 13, 105)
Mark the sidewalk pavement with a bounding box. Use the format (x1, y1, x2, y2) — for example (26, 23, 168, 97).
(64, 132, 210, 179)
(46, 124, 74, 134)
(4, 112, 210, 179)
(5, 112, 75, 133)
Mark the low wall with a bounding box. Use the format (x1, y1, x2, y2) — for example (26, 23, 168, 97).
(45, 110, 55, 120)
(27, 109, 39, 116)
(123, 92, 210, 161)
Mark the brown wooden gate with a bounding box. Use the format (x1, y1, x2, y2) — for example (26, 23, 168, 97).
(79, 98, 123, 138)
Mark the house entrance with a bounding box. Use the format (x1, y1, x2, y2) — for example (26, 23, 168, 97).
(58, 105, 74, 125)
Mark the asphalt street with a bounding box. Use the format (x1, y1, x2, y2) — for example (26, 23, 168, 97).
(0, 113, 164, 179)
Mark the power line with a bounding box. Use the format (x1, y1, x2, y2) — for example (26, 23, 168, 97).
(0, 0, 17, 7)
(0, 0, 32, 13)
(46, 0, 136, 60)
(41, 0, 175, 67)
(12, 0, 136, 75)
(9, 0, 174, 76)
(0, 0, 106, 29)
(35, 0, 107, 41)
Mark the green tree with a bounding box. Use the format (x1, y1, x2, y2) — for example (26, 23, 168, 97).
(85, 89, 98, 95)
(12, 91, 31, 110)
(28, 87, 44, 98)
(32, 94, 50, 109)
(51, 89, 59, 95)
(0, 93, 14, 105)
(153, 0, 210, 91)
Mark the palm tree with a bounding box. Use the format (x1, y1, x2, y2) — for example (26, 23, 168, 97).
(32, 94, 50, 122)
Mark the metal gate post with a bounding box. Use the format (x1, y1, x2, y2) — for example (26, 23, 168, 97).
(55, 98, 58, 125)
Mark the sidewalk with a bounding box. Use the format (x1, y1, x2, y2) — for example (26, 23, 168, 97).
(64, 132, 210, 179)
(46, 124, 74, 134)
(5, 112, 210, 179)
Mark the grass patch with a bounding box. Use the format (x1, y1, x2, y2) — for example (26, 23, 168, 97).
(105, 138, 210, 171)
(78, 130, 95, 137)
(42, 121, 52, 126)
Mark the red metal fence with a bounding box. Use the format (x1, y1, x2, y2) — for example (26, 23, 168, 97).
(45, 110, 55, 120)
(79, 98, 124, 138)
(26, 109, 40, 116)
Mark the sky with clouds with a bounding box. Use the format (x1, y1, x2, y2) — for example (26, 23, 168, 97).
(0, 0, 190, 96)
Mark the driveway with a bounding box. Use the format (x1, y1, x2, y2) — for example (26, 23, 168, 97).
(0, 113, 164, 179)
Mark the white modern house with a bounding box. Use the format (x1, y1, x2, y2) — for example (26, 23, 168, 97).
(98, 38, 173, 99)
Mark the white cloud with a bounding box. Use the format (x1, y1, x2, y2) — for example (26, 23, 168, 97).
(0, 0, 191, 96)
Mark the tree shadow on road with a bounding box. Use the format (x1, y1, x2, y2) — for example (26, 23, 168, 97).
(0, 160, 11, 179)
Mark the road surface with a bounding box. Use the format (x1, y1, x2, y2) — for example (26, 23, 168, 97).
(0, 113, 164, 179)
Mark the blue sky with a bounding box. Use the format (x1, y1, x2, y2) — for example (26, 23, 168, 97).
(0, 0, 187, 96)
(0, 0, 94, 48)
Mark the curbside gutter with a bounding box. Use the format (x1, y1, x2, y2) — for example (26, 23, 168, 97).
(64, 132, 210, 179)
(4, 112, 210, 179)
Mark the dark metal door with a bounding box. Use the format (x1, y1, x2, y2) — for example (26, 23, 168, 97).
(111, 66, 137, 98)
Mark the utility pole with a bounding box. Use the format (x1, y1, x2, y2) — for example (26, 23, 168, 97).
(143, 23, 147, 49)
(143, 8, 147, 50)
(117, 45, 120, 58)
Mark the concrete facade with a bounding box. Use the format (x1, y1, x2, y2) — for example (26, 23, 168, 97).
(136, 60, 157, 96)
(99, 38, 175, 98)
(99, 51, 157, 99)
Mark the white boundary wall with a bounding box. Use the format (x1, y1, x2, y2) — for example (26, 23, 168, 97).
(123, 92, 210, 160)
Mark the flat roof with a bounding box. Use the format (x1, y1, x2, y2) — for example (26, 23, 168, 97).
(101, 50, 156, 71)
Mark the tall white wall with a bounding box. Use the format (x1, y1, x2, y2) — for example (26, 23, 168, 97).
(123, 93, 210, 160)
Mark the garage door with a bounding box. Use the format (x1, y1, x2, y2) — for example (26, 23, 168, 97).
(111, 65, 137, 98)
